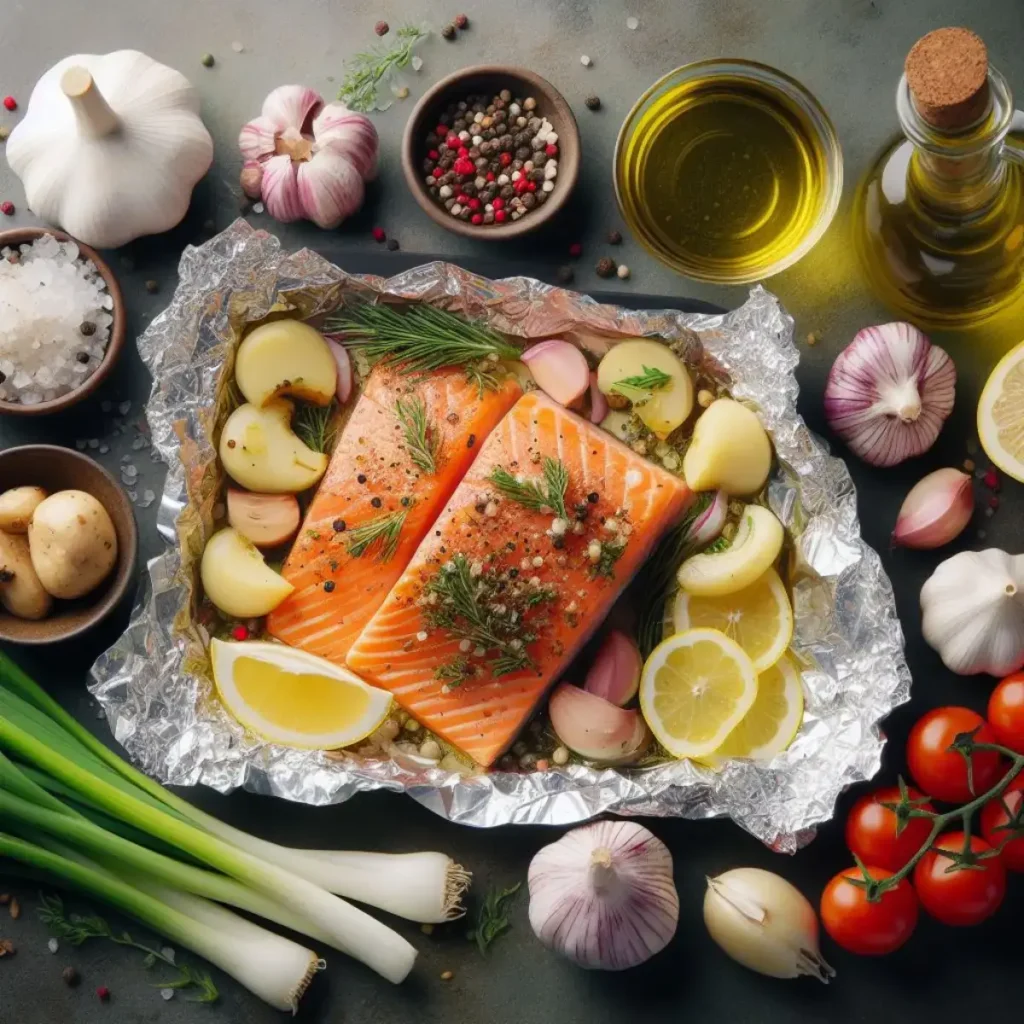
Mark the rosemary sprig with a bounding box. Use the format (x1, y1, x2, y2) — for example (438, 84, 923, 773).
(395, 396, 439, 474)
(39, 894, 218, 1003)
(346, 509, 408, 561)
(489, 458, 569, 519)
(610, 366, 673, 405)
(292, 400, 338, 454)
(471, 882, 522, 956)
(337, 25, 428, 113)
(325, 303, 521, 392)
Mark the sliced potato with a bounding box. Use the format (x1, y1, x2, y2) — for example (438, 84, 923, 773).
(201, 528, 294, 618)
(596, 339, 694, 439)
(0, 486, 48, 533)
(0, 531, 53, 619)
(235, 320, 337, 407)
(600, 409, 634, 442)
(227, 488, 301, 548)
(220, 400, 328, 494)
(682, 398, 772, 496)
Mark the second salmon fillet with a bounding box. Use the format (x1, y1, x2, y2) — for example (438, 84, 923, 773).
(346, 391, 693, 767)
(266, 365, 521, 663)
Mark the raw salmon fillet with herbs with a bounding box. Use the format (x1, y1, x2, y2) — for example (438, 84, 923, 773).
(346, 391, 693, 767)
(266, 365, 522, 663)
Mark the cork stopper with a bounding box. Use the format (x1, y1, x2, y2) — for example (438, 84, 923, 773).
(905, 28, 989, 130)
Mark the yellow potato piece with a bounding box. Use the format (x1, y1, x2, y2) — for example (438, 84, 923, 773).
(235, 320, 337, 407)
(201, 528, 294, 618)
(683, 399, 772, 496)
(597, 339, 694, 439)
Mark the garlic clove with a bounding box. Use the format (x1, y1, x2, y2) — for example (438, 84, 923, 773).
(548, 682, 649, 763)
(239, 115, 279, 162)
(240, 160, 264, 200)
(297, 148, 366, 230)
(893, 467, 974, 549)
(261, 84, 322, 132)
(313, 102, 380, 181)
(261, 153, 305, 222)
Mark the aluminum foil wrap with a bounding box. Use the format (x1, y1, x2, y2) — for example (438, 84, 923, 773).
(89, 220, 911, 851)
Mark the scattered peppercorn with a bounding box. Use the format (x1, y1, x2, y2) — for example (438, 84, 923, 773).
(8, 898, 18, 920)
(62, 966, 80, 987)
(441, 23, 456, 39)
(607, 229, 622, 244)
(616, 263, 630, 280)
(401, 495, 412, 507)
(231, 624, 248, 641)
(323, 580, 336, 592)
(467, 433, 476, 448)
(357, 474, 367, 484)
(145, 279, 159, 294)
(805, 331, 819, 346)
(0, 126, 9, 142)
(2, 97, 16, 112)
(96, 986, 110, 1001)
(585, 95, 601, 111)
(552, 536, 565, 549)
(200, 53, 215, 67)
(963, 458, 976, 472)
(556, 265, 574, 285)
(333, 518, 347, 532)
(226, 439, 237, 448)
(455, 13, 469, 28)
(0, 201, 14, 216)
(984, 467, 1000, 489)
(587, 491, 599, 503)
(386, 238, 400, 251)
(596, 257, 616, 278)
(75, 351, 90, 364)
(440, 970, 454, 981)
(990, 495, 1000, 509)
(568, 242, 583, 258)
(372, 227, 386, 243)
(0, 939, 14, 958)
(371, 497, 383, 508)
(374, 20, 389, 35)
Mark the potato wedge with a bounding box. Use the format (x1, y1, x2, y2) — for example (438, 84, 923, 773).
(201, 528, 294, 618)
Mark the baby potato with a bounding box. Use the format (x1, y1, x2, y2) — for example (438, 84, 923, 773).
(28, 490, 119, 600)
(0, 486, 48, 533)
(201, 527, 294, 617)
(597, 340, 694, 439)
(235, 320, 337, 407)
(0, 531, 53, 619)
(682, 399, 772, 496)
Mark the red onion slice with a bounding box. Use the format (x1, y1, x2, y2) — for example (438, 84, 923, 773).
(324, 336, 353, 403)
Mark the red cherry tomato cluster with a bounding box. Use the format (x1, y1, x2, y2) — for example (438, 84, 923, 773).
(821, 681, 1024, 957)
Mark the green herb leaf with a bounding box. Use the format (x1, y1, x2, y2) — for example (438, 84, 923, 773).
(346, 509, 409, 562)
(395, 396, 439, 474)
(589, 537, 627, 580)
(292, 400, 338, 454)
(610, 366, 672, 404)
(475, 882, 522, 956)
(338, 25, 429, 113)
(489, 457, 569, 519)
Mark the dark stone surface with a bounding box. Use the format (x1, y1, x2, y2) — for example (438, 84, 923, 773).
(1, 1, 1023, 1021)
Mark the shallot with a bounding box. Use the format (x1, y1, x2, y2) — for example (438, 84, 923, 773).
(325, 336, 354, 403)
(892, 468, 973, 549)
(703, 868, 835, 983)
(824, 322, 955, 467)
(583, 631, 641, 706)
(528, 820, 678, 970)
(520, 340, 589, 407)
(548, 682, 649, 763)
(588, 371, 609, 424)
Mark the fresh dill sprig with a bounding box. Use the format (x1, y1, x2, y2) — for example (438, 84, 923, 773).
(489, 458, 569, 519)
(610, 366, 673, 405)
(39, 894, 218, 1003)
(471, 882, 522, 956)
(395, 396, 439, 474)
(292, 400, 338, 454)
(337, 25, 428, 113)
(324, 303, 521, 393)
(346, 509, 408, 561)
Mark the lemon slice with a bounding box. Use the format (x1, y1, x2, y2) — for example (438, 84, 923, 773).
(704, 655, 804, 766)
(979, 339, 1024, 482)
(668, 568, 793, 673)
(639, 628, 758, 759)
(210, 638, 392, 749)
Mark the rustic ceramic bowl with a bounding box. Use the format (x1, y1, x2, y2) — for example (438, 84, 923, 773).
(0, 445, 138, 644)
(402, 65, 580, 239)
(0, 226, 126, 416)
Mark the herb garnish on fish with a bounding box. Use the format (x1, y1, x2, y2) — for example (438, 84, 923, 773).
(489, 457, 569, 519)
(395, 395, 439, 474)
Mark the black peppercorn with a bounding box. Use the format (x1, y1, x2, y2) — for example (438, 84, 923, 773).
(499, 134, 514, 151)
(387, 238, 399, 251)
(509, 568, 519, 578)
(333, 518, 346, 532)
(467, 433, 476, 448)
(80, 320, 96, 336)
(62, 967, 81, 988)
(574, 503, 589, 520)
(552, 536, 565, 549)
(588, 491, 599, 503)
(596, 257, 616, 278)
(426, 132, 439, 148)
(500, 185, 515, 200)
(357, 474, 367, 484)
(145, 279, 159, 293)
(371, 497, 383, 508)
(522, 193, 537, 209)
(442, 23, 456, 39)
(608, 229, 623, 245)
(556, 265, 574, 285)
(323, 580, 336, 592)
(585, 95, 601, 111)
(76, 351, 90, 364)
(453, 118, 467, 132)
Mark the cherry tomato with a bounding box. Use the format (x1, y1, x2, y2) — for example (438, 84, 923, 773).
(845, 786, 935, 872)
(820, 866, 918, 955)
(913, 832, 1006, 926)
(988, 673, 1024, 754)
(980, 775, 1024, 872)
(906, 707, 1003, 803)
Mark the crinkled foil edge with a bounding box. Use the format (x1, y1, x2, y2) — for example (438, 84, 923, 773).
(89, 220, 910, 851)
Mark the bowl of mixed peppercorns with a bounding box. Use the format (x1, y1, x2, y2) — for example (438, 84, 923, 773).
(402, 65, 580, 239)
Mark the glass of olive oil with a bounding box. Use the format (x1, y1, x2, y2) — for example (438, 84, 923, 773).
(615, 60, 843, 284)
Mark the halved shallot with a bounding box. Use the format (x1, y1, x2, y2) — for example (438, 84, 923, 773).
(548, 683, 649, 763)
(583, 631, 641, 706)
(520, 340, 589, 407)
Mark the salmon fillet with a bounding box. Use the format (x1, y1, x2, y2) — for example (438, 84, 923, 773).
(266, 366, 522, 663)
(346, 391, 693, 767)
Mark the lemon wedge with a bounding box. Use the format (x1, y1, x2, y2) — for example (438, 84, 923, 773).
(979, 339, 1024, 482)
(668, 568, 793, 673)
(210, 638, 392, 750)
(639, 628, 758, 759)
(703, 654, 804, 766)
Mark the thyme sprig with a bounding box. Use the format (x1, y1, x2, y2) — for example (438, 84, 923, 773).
(292, 400, 338, 454)
(848, 735, 1024, 903)
(395, 396, 439, 474)
(39, 894, 218, 1002)
(324, 303, 520, 393)
(471, 882, 522, 956)
(610, 366, 673, 404)
(489, 458, 569, 520)
(337, 25, 428, 112)
(346, 509, 408, 561)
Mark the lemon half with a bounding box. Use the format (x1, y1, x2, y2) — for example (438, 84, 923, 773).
(979, 339, 1024, 482)
(639, 628, 758, 759)
(669, 568, 793, 673)
(210, 639, 392, 749)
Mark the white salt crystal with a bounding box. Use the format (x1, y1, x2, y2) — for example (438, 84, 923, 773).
(161, 989, 175, 1002)
(126, 489, 137, 501)
(231, 40, 244, 52)
(139, 489, 156, 508)
(626, 15, 639, 29)
(131, 436, 148, 450)
(580, 54, 592, 67)
(99, 444, 109, 454)
(121, 455, 131, 464)
(75, 439, 87, 450)
(118, 400, 131, 415)
(411, 55, 423, 72)
(161, 947, 176, 963)
(124, 465, 138, 478)
(48, 938, 59, 954)
(252, 202, 265, 214)
(87, 438, 99, 449)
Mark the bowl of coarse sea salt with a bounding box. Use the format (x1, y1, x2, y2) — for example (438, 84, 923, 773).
(0, 227, 125, 415)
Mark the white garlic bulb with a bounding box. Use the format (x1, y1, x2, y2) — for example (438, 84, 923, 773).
(7, 51, 213, 248)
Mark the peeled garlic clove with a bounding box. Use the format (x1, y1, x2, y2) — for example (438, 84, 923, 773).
(520, 340, 590, 407)
(892, 468, 973, 549)
(584, 630, 641, 706)
(548, 682, 649, 763)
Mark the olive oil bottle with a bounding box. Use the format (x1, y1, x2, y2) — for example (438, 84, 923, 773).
(615, 60, 842, 284)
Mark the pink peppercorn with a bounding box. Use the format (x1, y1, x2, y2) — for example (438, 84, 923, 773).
(468, 197, 481, 211)
(428, 148, 439, 160)
(446, 134, 460, 149)
(0, 202, 13, 216)
(436, 123, 449, 137)
(486, 171, 496, 182)
(232, 624, 249, 641)
(990, 495, 1000, 510)
(535, 758, 550, 771)
(568, 242, 583, 258)
(432, 166, 444, 178)
(471, 213, 484, 225)
(454, 157, 475, 176)
(456, 193, 470, 205)
(545, 144, 558, 157)
(372, 227, 386, 242)
(96, 987, 110, 1002)
(492, 197, 505, 210)
(499, 152, 512, 167)
(495, 210, 507, 223)
(527, 181, 537, 192)
(514, 178, 528, 194)
(984, 467, 1000, 489)
(2, 96, 16, 112)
